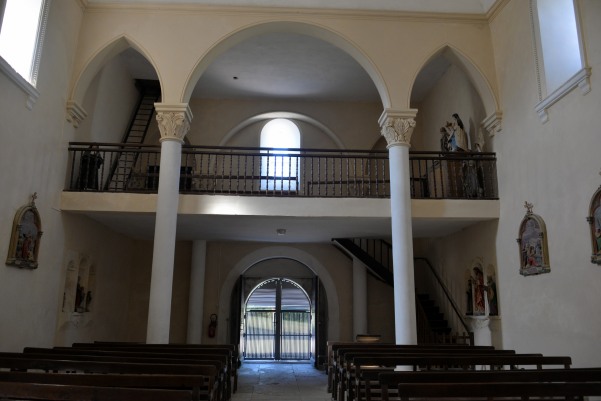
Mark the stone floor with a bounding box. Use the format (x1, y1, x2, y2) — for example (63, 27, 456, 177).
(232, 360, 330, 401)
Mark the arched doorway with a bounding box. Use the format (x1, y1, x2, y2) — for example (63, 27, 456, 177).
(243, 278, 312, 360)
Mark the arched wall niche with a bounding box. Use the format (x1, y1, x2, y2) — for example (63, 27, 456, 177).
(216, 246, 340, 343)
(182, 20, 390, 108)
(409, 45, 497, 151)
(69, 35, 162, 109)
(409, 45, 499, 118)
(218, 111, 345, 149)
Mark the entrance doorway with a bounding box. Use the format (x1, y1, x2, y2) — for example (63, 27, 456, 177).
(243, 278, 312, 360)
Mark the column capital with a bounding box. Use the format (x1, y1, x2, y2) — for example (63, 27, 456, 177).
(378, 109, 418, 148)
(66, 100, 88, 128)
(155, 103, 193, 143)
(481, 111, 503, 138)
(467, 315, 491, 331)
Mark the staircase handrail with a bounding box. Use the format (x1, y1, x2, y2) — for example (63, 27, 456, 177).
(414, 257, 471, 335)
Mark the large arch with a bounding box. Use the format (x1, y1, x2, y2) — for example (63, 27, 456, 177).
(216, 246, 341, 343)
(68, 35, 162, 110)
(219, 111, 345, 149)
(181, 20, 390, 108)
(409, 45, 500, 119)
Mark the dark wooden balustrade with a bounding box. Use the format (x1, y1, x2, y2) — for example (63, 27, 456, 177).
(67, 143, 498, 200)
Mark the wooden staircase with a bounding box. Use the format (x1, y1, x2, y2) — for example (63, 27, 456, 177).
(332, 238, 473, 345)
(105, 80, 161, 191)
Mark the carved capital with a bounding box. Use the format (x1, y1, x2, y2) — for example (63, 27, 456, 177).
(155, 105, 192, 143)
(380, 117, 416, 147)
(482, 111, 502, 138)
(66, 101, 87, 128)
(467, 315, 491, 331)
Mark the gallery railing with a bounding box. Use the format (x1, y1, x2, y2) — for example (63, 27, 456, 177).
(67, 142, 498, 200)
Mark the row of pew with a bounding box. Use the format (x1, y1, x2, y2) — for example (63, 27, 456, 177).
(0, 341, 239, 401)
(327, 341, 601, 401)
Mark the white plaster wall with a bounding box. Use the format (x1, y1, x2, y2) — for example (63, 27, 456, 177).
(366, 274, 395, 342)
(124, 240, 192, 343)
(0, 0, 83, 351)
(54, 214, 136, 346)
(187, 98, 382, 149)
(489, 0, 601, 366)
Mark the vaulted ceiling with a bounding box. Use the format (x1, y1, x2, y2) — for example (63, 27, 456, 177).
(103, 0, 499, 104)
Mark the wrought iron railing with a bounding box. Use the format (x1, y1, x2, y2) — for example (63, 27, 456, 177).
(67, 142, 498, 199)
(414, 257, 473, 342)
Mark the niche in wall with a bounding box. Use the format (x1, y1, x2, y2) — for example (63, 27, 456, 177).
(465, 260, 499, 317)
(60, 250, 96, 327)
(588, 184, 601, 265)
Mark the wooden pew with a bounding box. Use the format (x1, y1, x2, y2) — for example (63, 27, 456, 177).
(71, 342, 239, 394)
(333, 347, 516, 401)
(0, 357, 221, 400)
(344, 354, 571, 401)
(8, 351, 227, 401)
(376, 368, 601, 401)
(0, 371, 216, 401)
(382, 381, 601, 401)
(0, 381, 196, 401)
(327, 342, 492, 392)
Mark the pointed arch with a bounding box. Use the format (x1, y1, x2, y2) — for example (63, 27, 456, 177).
(181, 21, 390, 108)
(217, 246, 340, 343)
(409, 45, 500, 118)
(69, 35, 162, 108)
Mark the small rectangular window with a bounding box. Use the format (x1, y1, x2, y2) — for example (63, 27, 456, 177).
(530, 0, 591, 122)
(0, 0, 49, 86)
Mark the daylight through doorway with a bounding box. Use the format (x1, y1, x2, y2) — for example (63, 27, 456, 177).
(243, 278, 312, 360)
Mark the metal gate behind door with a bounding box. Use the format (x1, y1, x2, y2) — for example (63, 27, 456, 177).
(243, 278, 312, 360)
(244, 310, 275, 359)
(280, 311, 311, 360)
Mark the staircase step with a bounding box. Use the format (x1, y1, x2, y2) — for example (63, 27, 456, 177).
(416, 292, 454, 343)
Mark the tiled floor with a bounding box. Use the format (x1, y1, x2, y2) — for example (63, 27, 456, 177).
(232, 360, 330, 401)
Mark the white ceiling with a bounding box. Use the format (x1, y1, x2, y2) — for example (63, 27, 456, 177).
(84, 211, 490, 242)
(85, 0, 497, 243)
(87, 0, 498, 14)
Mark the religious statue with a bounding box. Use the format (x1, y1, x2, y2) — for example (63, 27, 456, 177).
(449, 113, 468, 151)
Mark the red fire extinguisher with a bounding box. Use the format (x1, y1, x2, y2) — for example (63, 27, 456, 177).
(208, 314, 217, 338)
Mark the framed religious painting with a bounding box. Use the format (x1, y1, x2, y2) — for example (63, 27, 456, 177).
(588, 184, 601, 265)
(6, 194, 43, 269)
(517, 201, 550, 276)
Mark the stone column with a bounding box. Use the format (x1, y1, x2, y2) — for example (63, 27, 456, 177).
(146, 104, 192, 344)
(187, 240, 207, 344)
(379, 109, 418, 345)
(353, 258, 368, 338)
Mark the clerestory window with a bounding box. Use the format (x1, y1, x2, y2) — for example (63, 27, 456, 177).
(0, 0, 51, 108)
(260, 118, 301, 191)
(530, 0, 590, 122)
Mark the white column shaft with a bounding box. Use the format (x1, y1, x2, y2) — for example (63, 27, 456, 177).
(146, 139, 182, 343)
(187, 240, 207, 344)
(352, 258, 368, 338)
(389, 144, 417, 345)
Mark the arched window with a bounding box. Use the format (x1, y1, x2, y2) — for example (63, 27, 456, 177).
(260, 118, 301, 191)
(0, 0, 51, 108)
(530, 0, 590, 122)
